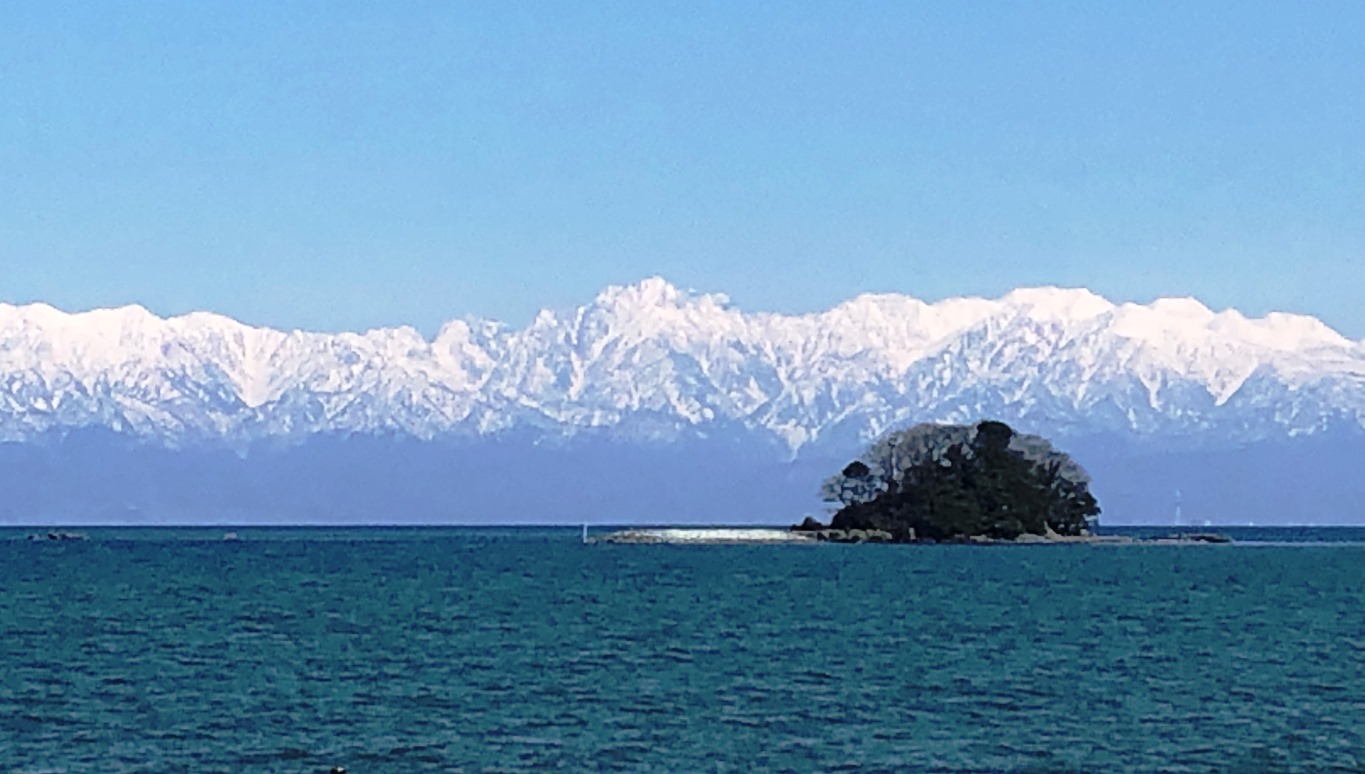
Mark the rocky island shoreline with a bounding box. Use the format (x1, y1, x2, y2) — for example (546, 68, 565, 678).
(591, 527, 1231, 546)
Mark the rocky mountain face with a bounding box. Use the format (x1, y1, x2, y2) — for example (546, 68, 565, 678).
(3, 277, 1362, 451)
(2, 278, 1363, 524)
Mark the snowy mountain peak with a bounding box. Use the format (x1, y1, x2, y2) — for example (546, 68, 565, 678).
(1250, 312, 1353, 350)
(590, 276, 736, 320)
(1000, 286, 1115, 320)
(1147, 296, 1214, 319)
(0, 281, 1362, 452)
(594, 276, 688, 308)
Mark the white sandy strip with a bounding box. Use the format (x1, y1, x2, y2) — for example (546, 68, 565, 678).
(605, 528, 816, 544)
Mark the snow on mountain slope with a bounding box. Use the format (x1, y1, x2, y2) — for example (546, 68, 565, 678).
(1, 279, 1362, 453)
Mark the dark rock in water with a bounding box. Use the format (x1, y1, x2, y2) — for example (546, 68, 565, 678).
(816, 528, 891, 543)
(1177, 532, 1232, 544)
(791, 516, 825, 532)
(30, 531, 87, 542)
(864, 529, 893, 543)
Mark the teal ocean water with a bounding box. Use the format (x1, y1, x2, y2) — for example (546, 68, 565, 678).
(3, 527, 1365, 773)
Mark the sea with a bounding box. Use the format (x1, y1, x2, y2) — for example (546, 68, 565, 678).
(2, 526, 1364, 773)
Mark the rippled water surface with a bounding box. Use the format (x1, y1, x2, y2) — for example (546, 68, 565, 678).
(2, 527, 1364, 772)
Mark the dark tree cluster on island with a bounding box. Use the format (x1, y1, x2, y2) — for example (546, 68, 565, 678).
(799, 420, 1100, 542)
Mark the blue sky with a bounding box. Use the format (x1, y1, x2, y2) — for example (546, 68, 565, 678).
(1, 2, 1362, 336)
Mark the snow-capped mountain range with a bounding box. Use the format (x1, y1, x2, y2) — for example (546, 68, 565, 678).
(3, 277, 1363, 455)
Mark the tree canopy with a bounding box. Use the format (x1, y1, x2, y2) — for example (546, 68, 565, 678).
(816, 420, 1100, 541)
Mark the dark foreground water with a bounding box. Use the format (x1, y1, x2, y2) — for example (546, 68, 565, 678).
(2, 527, 1364, 773)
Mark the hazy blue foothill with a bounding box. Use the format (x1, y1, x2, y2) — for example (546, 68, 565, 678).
(4, 527, 1365, 772)
(2, 427, 1365, 525)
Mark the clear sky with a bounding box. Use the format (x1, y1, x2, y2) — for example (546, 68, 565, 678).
(2, 2, 1362, 336)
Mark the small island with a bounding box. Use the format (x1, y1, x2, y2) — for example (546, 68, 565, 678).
(594, 419, 1231, 546)
(797, 419, 1104, 543)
